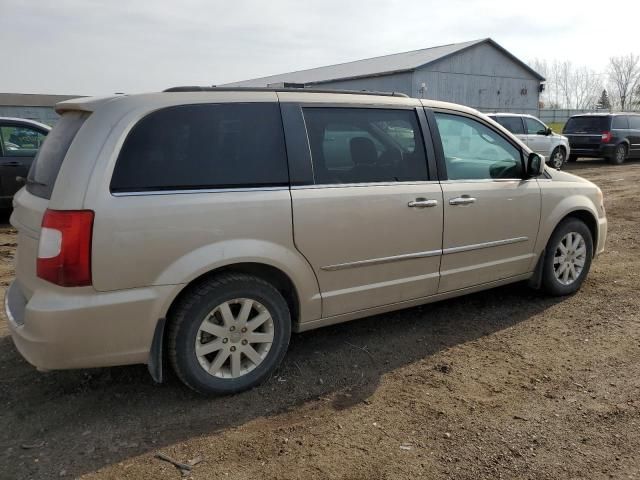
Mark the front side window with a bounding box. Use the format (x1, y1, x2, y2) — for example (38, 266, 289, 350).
(524, 117, 547, 135)
(111, 103, 288, 192)
(493, 116, 525, 135)
(435, 113, 523, 180)
(0, 125, 46, 157)
(302, 108, 428, 185)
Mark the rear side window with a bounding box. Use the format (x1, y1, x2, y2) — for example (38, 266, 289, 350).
(493, 116, 524, 135)
(302, 108, 428, 185)
(628, 116, 640, 129)
(26, 112, 88, 199)
(0, 125, 47, 157)
(111, 103, 288, 192)
(612, 116, 629, 129)
(563, 116, 610, 134)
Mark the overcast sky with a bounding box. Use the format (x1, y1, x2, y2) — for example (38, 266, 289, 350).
(1, 0, 639, 95)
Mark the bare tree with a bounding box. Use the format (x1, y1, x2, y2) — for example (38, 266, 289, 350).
(608, 54, 640, 110)
(553, 61, 602, 109)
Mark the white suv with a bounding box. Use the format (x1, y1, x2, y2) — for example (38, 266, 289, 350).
(487, 113, 570, 169)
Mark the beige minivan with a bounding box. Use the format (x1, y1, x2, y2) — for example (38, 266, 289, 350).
(4, 88, 607, 394)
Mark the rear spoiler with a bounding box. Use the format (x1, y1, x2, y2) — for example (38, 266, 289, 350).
(55, 95, 125, 114)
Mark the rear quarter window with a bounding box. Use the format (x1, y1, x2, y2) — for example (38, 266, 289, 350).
(612, 116, 629, 129)
(26, 112, 88, 199)
(110, 103, 288, 192)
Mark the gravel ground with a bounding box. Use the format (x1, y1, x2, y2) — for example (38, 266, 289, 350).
(0, 159, 638, 480)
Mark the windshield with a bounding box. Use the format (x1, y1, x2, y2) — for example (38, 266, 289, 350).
(563, 116, 610, 134)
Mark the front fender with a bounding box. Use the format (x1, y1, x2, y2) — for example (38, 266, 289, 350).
(534, 193, 600, 262)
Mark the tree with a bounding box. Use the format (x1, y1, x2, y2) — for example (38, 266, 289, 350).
(608, 54, 640, 110)
(531, 59, 603, 109)
(596, 89, 611, 110)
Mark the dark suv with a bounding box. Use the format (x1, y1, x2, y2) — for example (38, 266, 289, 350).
(563, 113, 640, 164)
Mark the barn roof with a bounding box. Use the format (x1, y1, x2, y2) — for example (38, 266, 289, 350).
(224, 38, 545, 87)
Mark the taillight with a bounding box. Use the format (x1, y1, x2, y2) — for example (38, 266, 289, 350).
(37, 209, 94, 286)
(601, 131, 613, 143)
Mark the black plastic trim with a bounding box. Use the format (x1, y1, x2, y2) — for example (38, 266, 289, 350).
(148, 317, 166, 383)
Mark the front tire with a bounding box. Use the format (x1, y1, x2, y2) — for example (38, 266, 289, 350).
(168, 274, 291, 395)
(541, 218, 593, 296)
(608, 144, 627, 165)
(549, 147, 566, 169)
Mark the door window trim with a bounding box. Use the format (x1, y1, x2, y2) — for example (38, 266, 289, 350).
(426, 108, 526, 182)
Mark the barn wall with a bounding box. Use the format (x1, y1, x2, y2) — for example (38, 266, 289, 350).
(313, 72, 414, 95)
(0, 106, 59, 126)
(414, 42, 541, 114)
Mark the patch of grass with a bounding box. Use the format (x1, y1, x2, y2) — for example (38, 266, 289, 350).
(548, 122, 565, 133)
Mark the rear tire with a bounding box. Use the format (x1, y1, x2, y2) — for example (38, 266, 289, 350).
(541, 218, 593, 296)
(549, 147, 566, 169)
(168, 273, 291, 395)
(608, 144, 627, 165)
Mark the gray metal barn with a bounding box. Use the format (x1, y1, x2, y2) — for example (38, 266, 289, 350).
(225, 38, 544, 115)
(0, 93, 81, 126)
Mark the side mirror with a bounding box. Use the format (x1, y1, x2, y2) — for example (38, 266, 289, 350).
(545, 127, 553, 135)
(526, 152, 545, 178)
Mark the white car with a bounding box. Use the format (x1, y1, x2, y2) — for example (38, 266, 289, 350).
(486, 113, 570, 169)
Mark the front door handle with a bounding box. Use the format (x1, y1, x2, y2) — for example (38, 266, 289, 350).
(449, 196, 477, 206)
(408, 198, 438, 208)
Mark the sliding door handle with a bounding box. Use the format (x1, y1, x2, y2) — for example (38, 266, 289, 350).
(449, 196, 476, 206)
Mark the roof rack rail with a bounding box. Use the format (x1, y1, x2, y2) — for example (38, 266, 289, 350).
(162, 85, 409, 98)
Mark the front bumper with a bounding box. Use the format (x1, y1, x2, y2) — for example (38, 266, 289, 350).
(4, 280, 175, 371)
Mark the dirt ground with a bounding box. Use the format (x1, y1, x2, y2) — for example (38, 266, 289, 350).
(1, 159, 639, 480)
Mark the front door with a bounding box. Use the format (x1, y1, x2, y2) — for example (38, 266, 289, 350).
(290, 105, 443, 317)
(432, 111, 541, 293)
(627, 115, 640, 158)
(523, 117, 552, 156)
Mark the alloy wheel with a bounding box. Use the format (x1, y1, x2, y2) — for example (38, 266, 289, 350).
(195, 298, 274, 378)
(553, 232, 587, 286)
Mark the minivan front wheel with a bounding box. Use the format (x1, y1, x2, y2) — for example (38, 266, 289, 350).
(609, 144, 627, 165)
(168, 274, 291, 395)
(541, 218, 593, 296)
(549, 147, 566, 169)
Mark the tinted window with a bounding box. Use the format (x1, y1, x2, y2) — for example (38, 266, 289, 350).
(524, 117, 547, 135)
(111, 103, 288, 192)
(493, 116, 524, 135)
(302, 108, 428, 185)
(26, 112, 88, 199)
(435, 113, 523, 180)
(563, 116, 610, 133)
(628, 116, 640, 129)
(612, 116, 629, 129)
(0, 125, 47, 157)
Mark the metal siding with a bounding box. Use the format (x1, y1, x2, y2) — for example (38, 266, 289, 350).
(0, 106, 59, 126)
(313, 72, 414, 96)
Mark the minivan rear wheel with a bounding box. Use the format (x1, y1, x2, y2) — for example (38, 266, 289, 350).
(168, 273, 291, 395)
(541, 218, 593, 296)
(609, 144, 627, 165)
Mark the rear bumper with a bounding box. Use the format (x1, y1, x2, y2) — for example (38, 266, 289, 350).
(4, 280, 175, 371)
(569, 144, 616, 158)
